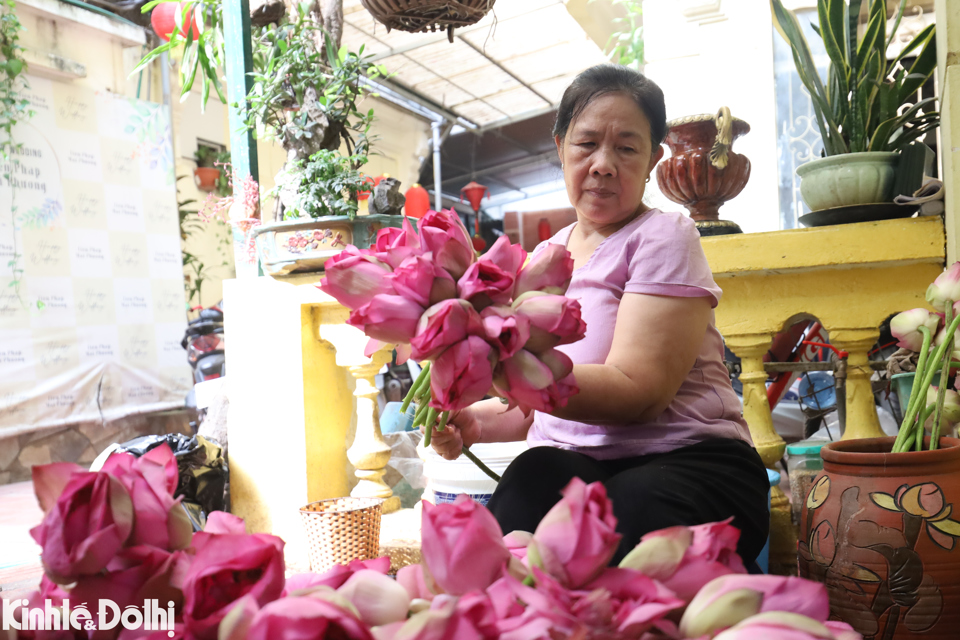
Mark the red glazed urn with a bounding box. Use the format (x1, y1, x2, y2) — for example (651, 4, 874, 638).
(656, 108, 750, 228)
(799, 436, 960, 639)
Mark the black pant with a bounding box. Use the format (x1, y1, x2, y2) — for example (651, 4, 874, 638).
(486, 438, 770, 566)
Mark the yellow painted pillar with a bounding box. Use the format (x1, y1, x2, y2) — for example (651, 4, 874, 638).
(346, 350, 401, 513)
(725, 334, 783, 467)
(318, 307, 401, 514)
(725, 333, 795, 574)
(830, 328, 885, 440)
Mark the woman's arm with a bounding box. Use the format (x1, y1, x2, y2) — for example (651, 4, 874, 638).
(428, 398, 533, 460)
(551, 292, 712, 424)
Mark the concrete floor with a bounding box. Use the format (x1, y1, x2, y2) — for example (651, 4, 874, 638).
(0, 481, 44, 599)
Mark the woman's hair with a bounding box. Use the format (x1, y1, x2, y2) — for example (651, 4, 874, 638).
(552, 65, 667, 149)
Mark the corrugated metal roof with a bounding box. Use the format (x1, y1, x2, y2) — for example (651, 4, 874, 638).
(342, 0, 608, 127)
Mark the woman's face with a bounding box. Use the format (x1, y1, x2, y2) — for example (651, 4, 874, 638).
(556, 92, 664, 228)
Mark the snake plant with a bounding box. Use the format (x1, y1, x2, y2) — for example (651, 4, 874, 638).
(771, 0, 938, 156)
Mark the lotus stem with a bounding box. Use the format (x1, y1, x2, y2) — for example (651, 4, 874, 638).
(894, 325, 933, 452)
(461, 446, 501, 482)
(895, 313, 960, 452)
(400, 362, 430, 414)
(931, 304, 955, 450)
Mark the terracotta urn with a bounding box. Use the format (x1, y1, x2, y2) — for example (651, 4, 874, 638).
(656, 107, 751, 235)
(194, 167, 221, 193)
(798, 436, 960, 639)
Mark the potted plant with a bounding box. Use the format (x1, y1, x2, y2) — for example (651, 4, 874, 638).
(194, 146, 230, 194)
(241, 4, 403, 276)
(798, 263, 960, 638)
(771, 0, 938, 212)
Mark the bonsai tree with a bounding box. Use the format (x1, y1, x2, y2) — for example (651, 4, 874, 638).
(770, 0, 938, 156)
(243, 3, 384, 164)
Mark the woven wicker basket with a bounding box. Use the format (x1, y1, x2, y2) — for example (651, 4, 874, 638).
(300, 497, 384, 573)
(359, 0, 496, 34)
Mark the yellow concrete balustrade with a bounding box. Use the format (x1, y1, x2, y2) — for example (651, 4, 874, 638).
(702, 215, 946, 573)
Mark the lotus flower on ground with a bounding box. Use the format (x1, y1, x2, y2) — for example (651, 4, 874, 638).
(21, 454, 860, 640)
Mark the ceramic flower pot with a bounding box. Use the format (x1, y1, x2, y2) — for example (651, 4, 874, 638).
(655, 107, 751, 236)
(796, 151, 899, 211)
(253, 214, 404, 276)
(798, 436, 960, 639)
(194, 167, 221, 193)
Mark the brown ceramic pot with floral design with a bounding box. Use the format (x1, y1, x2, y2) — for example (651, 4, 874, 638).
(798, 436, 960, 639)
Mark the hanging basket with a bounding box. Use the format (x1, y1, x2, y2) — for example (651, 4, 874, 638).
(360, 0, 495, 39)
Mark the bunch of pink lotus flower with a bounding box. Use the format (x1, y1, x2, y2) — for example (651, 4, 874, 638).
(889, 261, 960, 452)
(319, 209, 585, 426)
(10, 446, 861, 640)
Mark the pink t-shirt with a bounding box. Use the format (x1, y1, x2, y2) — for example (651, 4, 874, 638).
(527, 208, 752, 459)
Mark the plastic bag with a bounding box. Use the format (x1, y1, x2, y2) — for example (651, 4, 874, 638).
(111, 433, 229, 530)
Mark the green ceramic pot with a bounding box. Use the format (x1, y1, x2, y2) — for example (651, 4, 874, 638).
(253, 214, 404, 277)
(796, 151, 899, 211)
(891, 371, 942, 415)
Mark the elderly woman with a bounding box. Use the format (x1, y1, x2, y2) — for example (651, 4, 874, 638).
(430, 64, 769, 566)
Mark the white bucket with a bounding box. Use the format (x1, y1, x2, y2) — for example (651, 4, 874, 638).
(418, 440, 528, 506)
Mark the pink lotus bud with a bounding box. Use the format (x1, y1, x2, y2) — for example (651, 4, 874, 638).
(410, 299, 484, 361)
(29, 465, 133, 584)
(419, 209, 476, 280)
(927, 262, 960, 311)
(396, 563, 435, 602)
(481, 306, 531, 359)
(679, 574, 830, 639)
(429, 335, 496, 412)
(712, 612, 848, 640)
(458, 236, 526, 308)
(372, 217, 422, 268)
(512, 292, 586, 352)
(390, 255, 457, 308)
(242, 595, 373, 640)
(619, 519, 746, 602)
(338, 569, 411, 626)
(492, 349, 557, 415)
(100, 444, 193, 551)
(925, 387, 960, 425)
(320, 246, 395, 310)
(890, 308, 940, 352)
(182, 528, 286, 639)
(347, 294, 425, 345)
(420, 495, 511, 596)
(528, 478, 621, 588)
(514, 244, 574, 297)
(493, 349, 578, 415)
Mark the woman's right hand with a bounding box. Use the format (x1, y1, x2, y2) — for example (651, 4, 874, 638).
(427, 408, 481, 461)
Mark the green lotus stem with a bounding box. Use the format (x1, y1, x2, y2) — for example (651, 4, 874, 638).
(400, 362, 430, 414)
(413, 400, 430, 429)
(424, 406, 438, 431)
(413, 364, 433, 401)
(461, 446, 501, 482)
(894, 324, 933, 453)
(437, 410, 449, 432)
(895, 312, 960, 452)
(916, 404, 937, 452)
(931, 305, 955, 451)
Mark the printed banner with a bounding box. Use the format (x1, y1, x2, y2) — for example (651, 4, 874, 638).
(0, 77, 191, 437)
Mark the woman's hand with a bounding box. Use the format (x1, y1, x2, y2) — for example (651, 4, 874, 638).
(425, 408, 482, 461)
